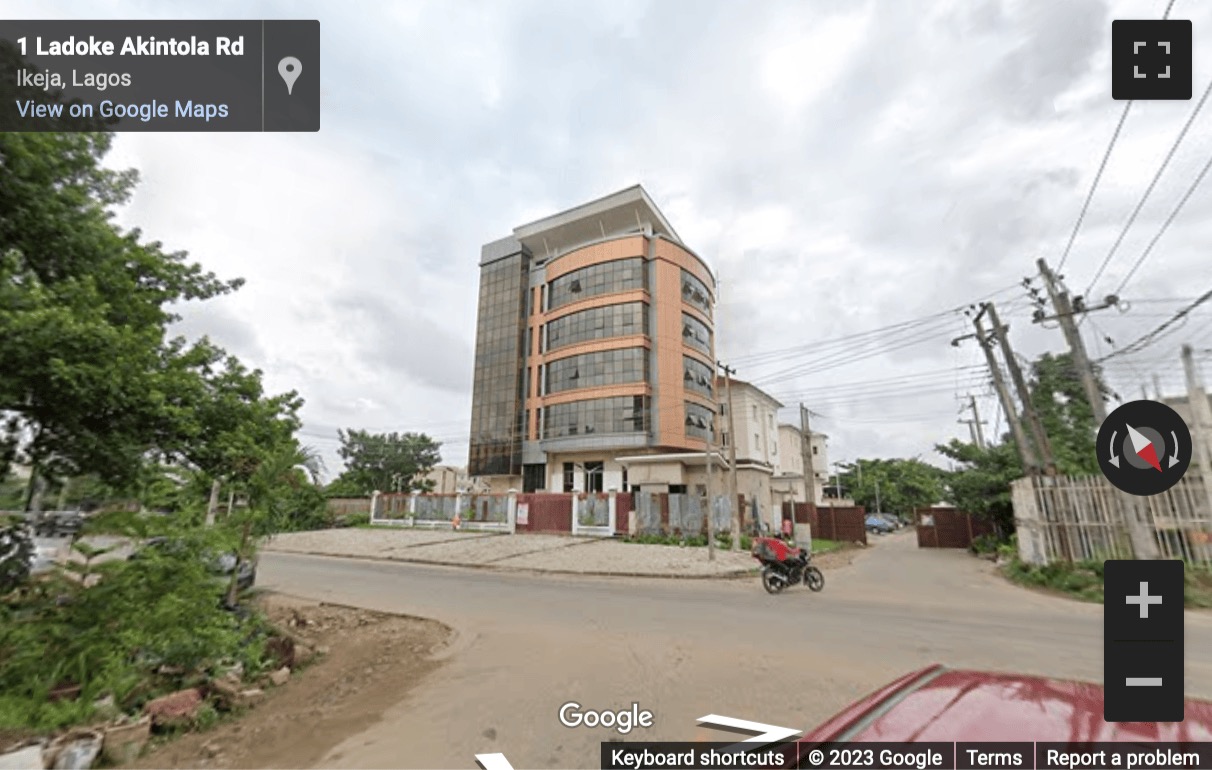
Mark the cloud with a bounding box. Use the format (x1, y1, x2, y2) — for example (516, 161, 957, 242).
(13, 0, 1212, 473)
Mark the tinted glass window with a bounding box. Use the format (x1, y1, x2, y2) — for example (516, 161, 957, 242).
(681, 269, 712, 317)
(683, 356, 714, 398)
(548, 257, 645, 310)
(469, 255, 527, 476)
(547, 302, 648, 352)
(547, 347, 648, 394)
(542, 396, 651, 438)
(682, 313, 712, 355)
(684, 401, 716, 441)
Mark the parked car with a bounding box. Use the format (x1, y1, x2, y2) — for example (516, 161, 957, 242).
(875, 513, 902, 530)
(864, 515, 895, 534)
(128, 536, 257, 593)
(32, 510, 85, 538)
(802, 664, 1212, 742)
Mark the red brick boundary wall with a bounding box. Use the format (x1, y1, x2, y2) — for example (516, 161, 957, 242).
(782, 502, 868, 545)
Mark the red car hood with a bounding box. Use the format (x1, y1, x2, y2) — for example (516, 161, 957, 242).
(803, 665, 1212, 743)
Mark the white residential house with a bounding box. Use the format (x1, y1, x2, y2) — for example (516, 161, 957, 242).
(772, 425, 830, 510)
(418, 465, 475, 494)
(714, 376, 784, 532)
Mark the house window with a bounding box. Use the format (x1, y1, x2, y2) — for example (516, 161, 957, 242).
(752, 405, 758, 420)
(813, 446, 819, 455)
(622, 468, 628, 490)
(584, 461, 604, 493)
(669, 484, 687, 494)
(563, 462, 575, 493)
(722, 432, 729, 446)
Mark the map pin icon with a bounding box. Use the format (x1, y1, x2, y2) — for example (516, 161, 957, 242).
(278, 56, 302, 95)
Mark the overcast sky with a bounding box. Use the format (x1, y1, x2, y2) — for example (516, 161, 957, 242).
(17, 0, 1212, 479)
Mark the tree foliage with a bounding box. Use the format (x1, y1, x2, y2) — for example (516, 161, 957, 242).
(934, 351, 1106, 536)
(1029, 352, 1101, 476)
(935, 439, 1022, 534)
(836, 457, 945, 516)
(330, 429, 442, 496)
(0, 131, 313, 521)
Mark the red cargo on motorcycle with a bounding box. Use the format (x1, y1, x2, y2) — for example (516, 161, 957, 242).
(751, 536, 824, 594)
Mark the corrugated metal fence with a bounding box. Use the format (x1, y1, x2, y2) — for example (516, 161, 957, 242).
(782, 502, 868, 545)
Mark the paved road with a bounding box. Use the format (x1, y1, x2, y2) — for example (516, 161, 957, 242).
(260, 531, 1212, 769)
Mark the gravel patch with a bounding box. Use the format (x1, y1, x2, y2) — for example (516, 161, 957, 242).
(264, 527, 490, 557)
(495, 539, 756, 575)
(262, 527, 860, 578)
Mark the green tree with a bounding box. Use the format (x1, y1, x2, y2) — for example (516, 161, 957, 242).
(838, 457, 944, 517)
(331, 429, 441, 495)
(935, 439, 1022, 535)
(0, 132, 243, 496)
(1029, 352, 1101, 475)
(934, 351, 1108, 536)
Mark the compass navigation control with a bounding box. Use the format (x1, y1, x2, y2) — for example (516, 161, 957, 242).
(1097, 400, 1192, 496)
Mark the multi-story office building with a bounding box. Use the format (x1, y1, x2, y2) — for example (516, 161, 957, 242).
(467, 185, 718, 493)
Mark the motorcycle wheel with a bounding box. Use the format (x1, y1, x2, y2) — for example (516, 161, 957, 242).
(761, 568, 786, 594)
(804, 566, 825, 592)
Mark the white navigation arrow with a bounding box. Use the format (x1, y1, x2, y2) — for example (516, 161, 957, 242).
(697, 714, 803, 754)
(1109, 430, 1120, 468)
(1169, 431, 1182, 468)
(475, 753, 515, 770)
(1127, 424, 1152, 455)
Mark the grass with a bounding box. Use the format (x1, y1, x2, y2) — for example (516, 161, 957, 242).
(1002, 557, 1212, 608)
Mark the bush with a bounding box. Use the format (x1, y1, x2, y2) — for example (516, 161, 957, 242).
(0, 519, 271, 731)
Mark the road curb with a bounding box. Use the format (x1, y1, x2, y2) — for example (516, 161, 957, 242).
(263, 547, 758, 580)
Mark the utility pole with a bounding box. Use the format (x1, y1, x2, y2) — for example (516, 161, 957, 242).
(719, 362, 741, 551)
(986, 302, 1057, 475)
(706, 425, 717, 562)
(875, 479, 882, 513)
(1036, 258, 1108, 424)
(959, 395, 987, 449)
(1181, 344, 1212, 508)
(965, 313, 1038, 473)
(799, 405, 817, 504)
(1036, 258, 1157, 559)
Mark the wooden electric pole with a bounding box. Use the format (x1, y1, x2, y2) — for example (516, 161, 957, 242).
(986, 302, 1057, 475)
(1181, 344, 1212, 508)
(800, 405, 817, 504)
(965, 312, 1038, 473)
(1035, 258, 1157, 559)
(959, 395, 987, 449)
(705, 423, 717, 562)
(720, 362, 741, 550)
(1036, 258, 1108, 424)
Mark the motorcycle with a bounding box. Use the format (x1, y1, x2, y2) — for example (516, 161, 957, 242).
(751, 536, 824, 594)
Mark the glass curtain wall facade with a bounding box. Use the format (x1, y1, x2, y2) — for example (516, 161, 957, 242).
(468, 252, 529, 477)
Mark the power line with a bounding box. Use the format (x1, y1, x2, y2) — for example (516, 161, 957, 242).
(1112, 148, 1212, 296)
(724, 282, 1023, 368)
(1057, 101, 1134, 272)
(1096, 287, 1212, 362)
(1084, 73, 1212, 297)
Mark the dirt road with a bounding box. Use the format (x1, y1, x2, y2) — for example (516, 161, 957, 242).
(258, 530, 1212, 769)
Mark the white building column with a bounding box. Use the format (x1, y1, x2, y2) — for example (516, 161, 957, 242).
(608, 491, 617, 534)
(571, 494, 580, 536)
(507, 491, 518, 534)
